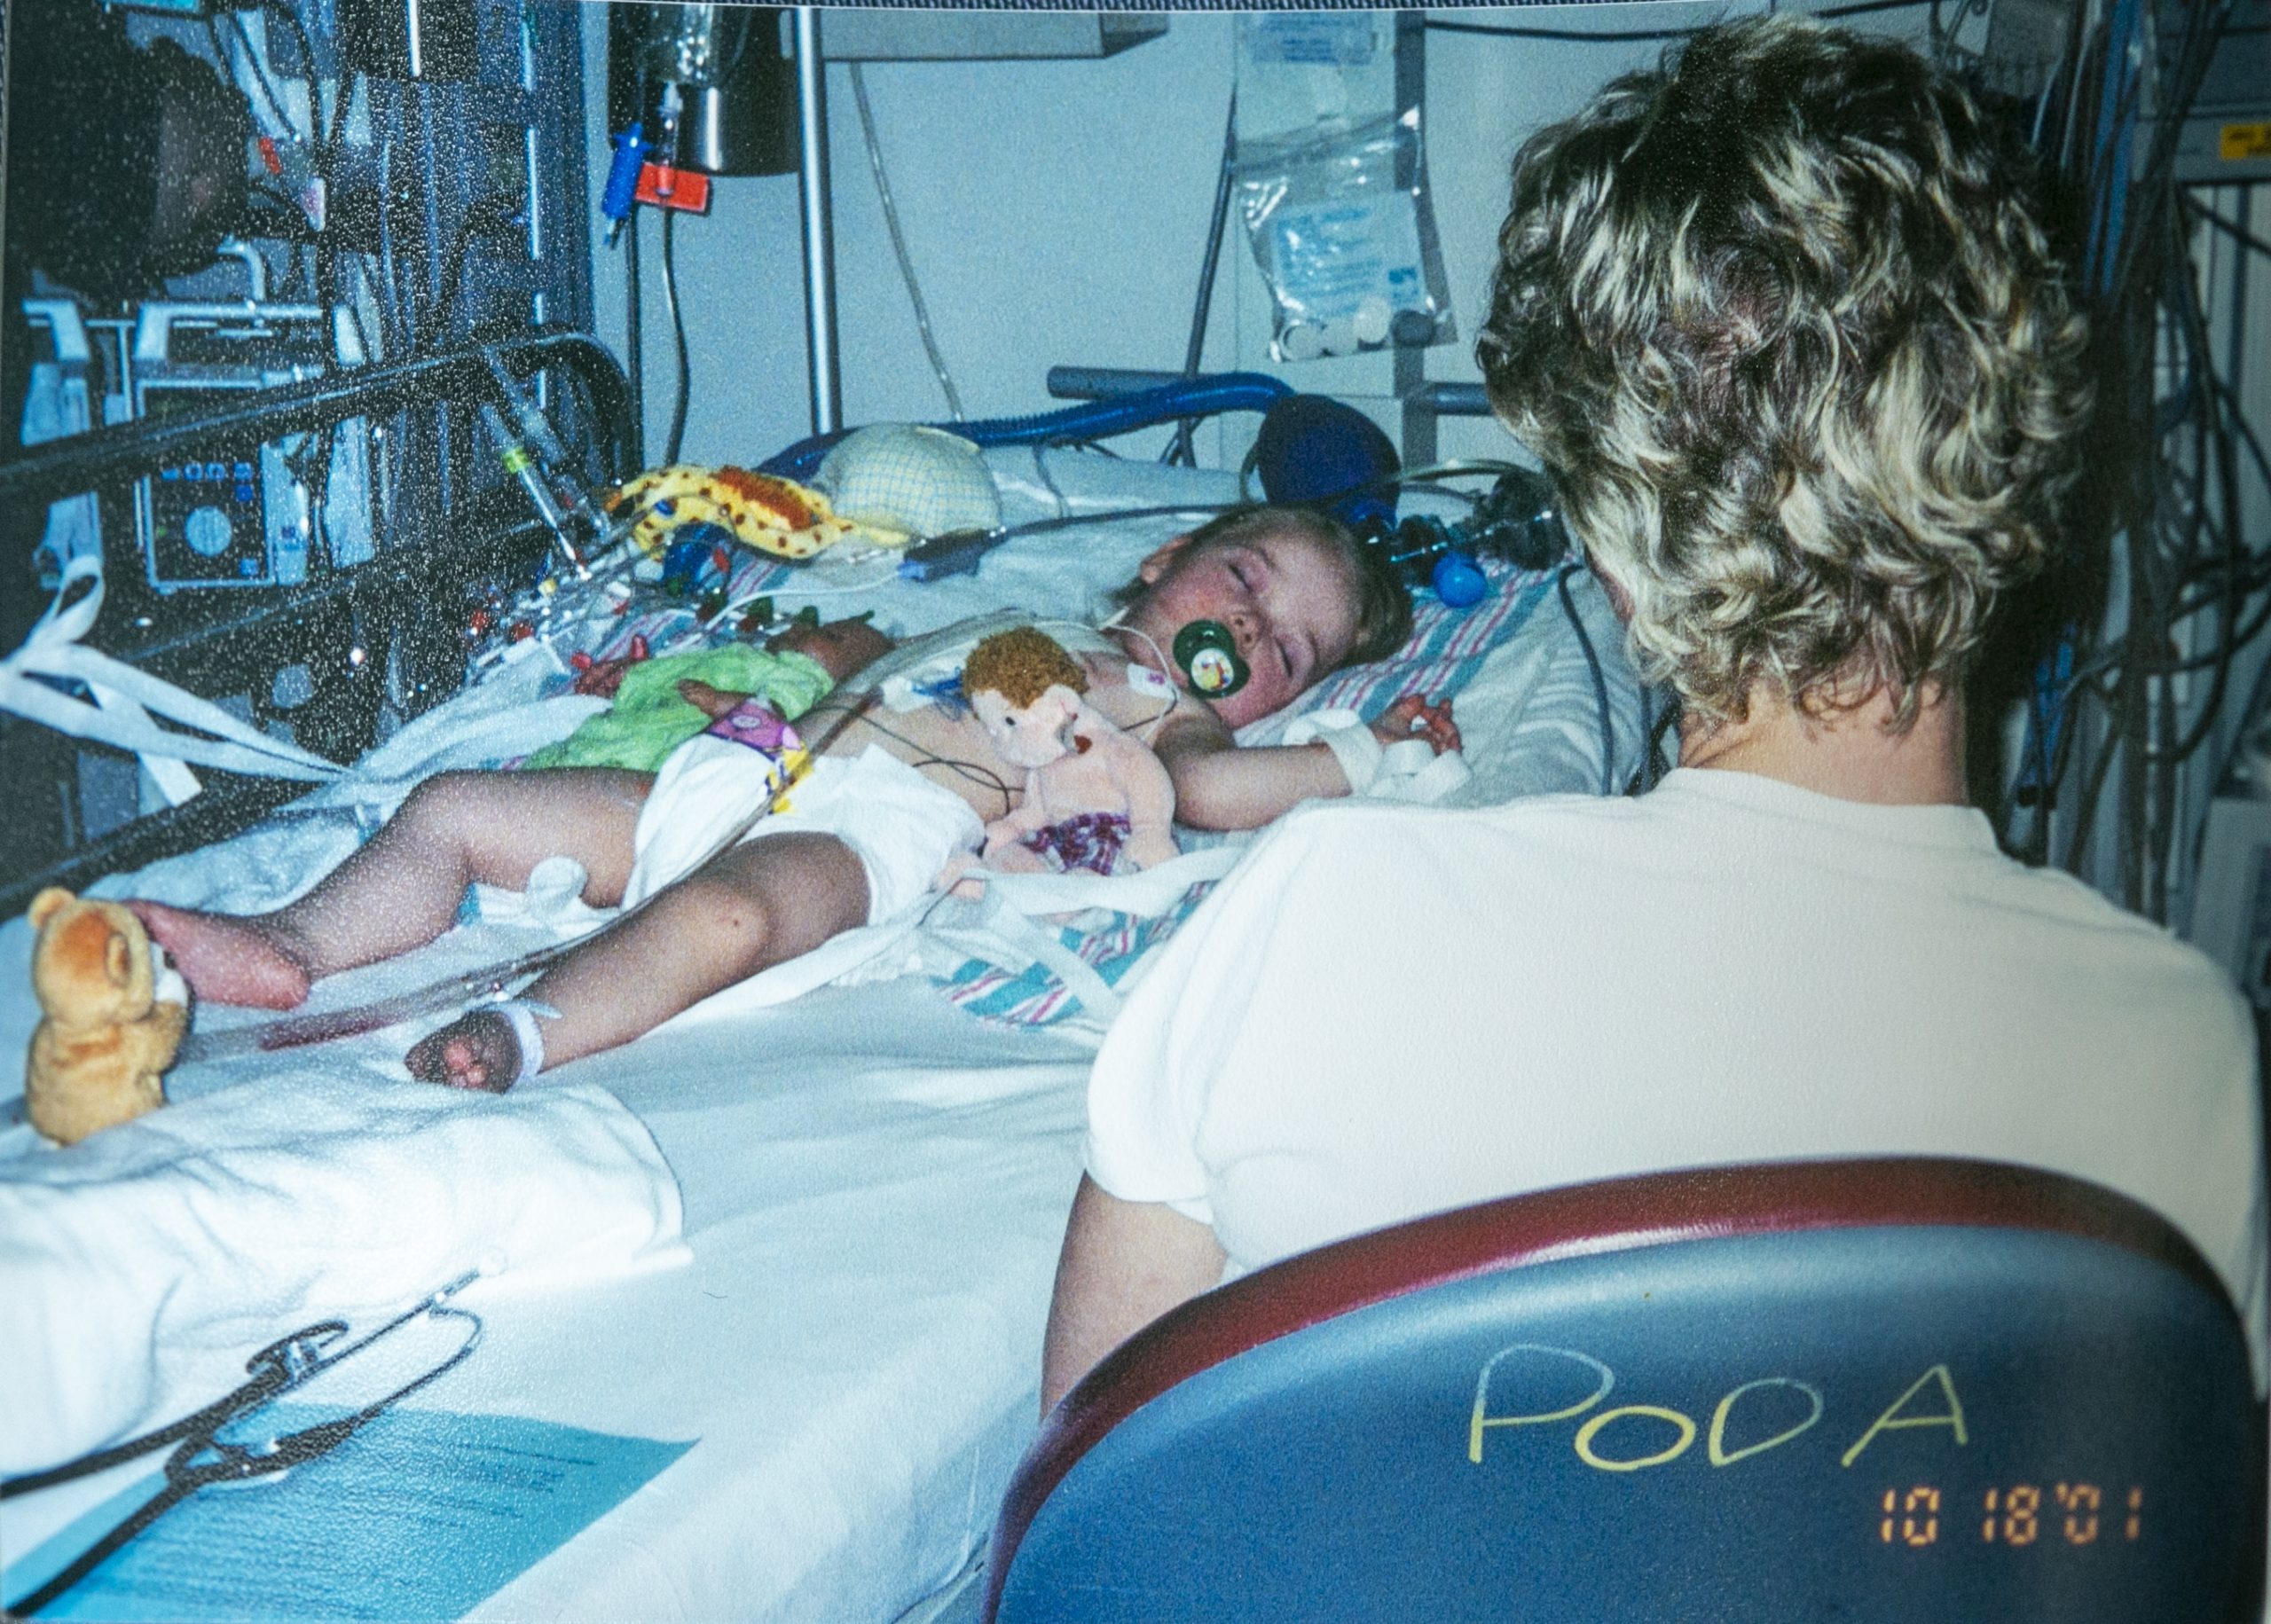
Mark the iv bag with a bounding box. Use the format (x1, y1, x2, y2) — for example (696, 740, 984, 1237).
(1234, 106, 1456, 363)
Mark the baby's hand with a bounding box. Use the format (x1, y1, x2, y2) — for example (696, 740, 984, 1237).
(572, 655, 633, 700)
(570, 634, 652, 698)
(767, 616, 893, 684)
(1369, 694, 1461, 757)
(677, 679, 754, 720)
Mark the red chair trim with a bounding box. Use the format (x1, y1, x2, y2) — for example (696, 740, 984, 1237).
(985, 1154, 2235, 1621)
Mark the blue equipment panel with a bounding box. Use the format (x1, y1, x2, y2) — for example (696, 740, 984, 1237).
(146, 449, 271, 585)
(134, 380, 303, 592)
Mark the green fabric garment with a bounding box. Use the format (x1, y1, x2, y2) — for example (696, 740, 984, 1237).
(523, 646, 834, 773)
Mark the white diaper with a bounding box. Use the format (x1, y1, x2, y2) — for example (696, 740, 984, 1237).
(624, 740, 984, 923)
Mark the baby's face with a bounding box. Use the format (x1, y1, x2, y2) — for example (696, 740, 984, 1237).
(1122, 530, 1361, 729)
(768, 618, 892, 684)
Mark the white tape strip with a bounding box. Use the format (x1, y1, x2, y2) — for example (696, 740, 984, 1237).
(0, 559, 349, 784)
(492, 999, 557, 1087)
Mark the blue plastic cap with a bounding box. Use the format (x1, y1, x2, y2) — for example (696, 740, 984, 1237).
(1432, 551, 1489, 608)
(602, 122, 648, 223)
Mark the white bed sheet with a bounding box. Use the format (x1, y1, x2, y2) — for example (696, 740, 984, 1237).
(442, 977, 1095, 1622)
(0, 445, 1640, 1620)
(0, 970, 1089, 1623)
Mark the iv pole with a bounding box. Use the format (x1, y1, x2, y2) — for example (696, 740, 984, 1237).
(792, 7, 841, 435)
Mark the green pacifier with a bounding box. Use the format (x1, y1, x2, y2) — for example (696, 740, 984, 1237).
(1173, 619, 1249, 699)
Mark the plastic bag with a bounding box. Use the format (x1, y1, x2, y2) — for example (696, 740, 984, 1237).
(1234, 106, 1456, 363)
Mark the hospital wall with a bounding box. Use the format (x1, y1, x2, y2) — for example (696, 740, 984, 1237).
(579, 4, 1956, 475)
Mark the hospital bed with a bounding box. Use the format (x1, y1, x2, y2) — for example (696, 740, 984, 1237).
(0, 342, 1642, 1620)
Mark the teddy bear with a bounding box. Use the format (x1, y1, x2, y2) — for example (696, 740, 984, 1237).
(24, 888, 188, 1145)
(959, 627, 1180, 878)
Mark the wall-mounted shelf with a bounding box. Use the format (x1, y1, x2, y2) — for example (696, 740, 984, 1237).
(816, 12, 1167, 62)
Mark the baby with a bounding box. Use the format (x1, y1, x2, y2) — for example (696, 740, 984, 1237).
(522, 616, 889, 775)
(132, 506, 1457, 1090)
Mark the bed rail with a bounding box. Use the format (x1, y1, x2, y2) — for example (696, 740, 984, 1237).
(0, 330, 634, 921)
(0, 330, 633, 517)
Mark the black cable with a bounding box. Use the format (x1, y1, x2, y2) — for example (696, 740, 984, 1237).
(0, 1370, 276, 1500)
(1168, 93, 1238, 470)
(1644, 688, 1683, 793)
(5, 1477, 193, 1616)
(2059, 689, 2127, 875)
(247, 179, 303, 217)
(2197, 624, 2271, 834)
(910, 755, 1016, 815)
(433, 196, 523, 337)
(210, 13, 296, 140)
(623, 208, 645, 468)
(2018, 0, 2246, 903)
(1557, 564, 1615, 797)
(662, 209, 690, 467)
(2146, 227, 2250, 768)
(2190, 202, 2271, 264)
(373, 91, 413, 357)
(432, 220, 484, 337)
(2148, 575, 2271, 671)
(2055, 194, 2256, 824)
(849, 710, 1016, 813)
(1426, 1, 1929, 45)
(259, 0, 329, 152)
(2103, 0, 2232, 307)
(1815, 0, 1947, 16)
(1426, 16, 1702, 43)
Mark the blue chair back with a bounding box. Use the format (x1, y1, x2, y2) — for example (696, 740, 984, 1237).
(987, 1157, 2263, 1623)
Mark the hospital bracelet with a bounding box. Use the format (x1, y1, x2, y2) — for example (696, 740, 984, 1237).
(1310, 720, 1386, 796)
(493, 999, 560, 1088)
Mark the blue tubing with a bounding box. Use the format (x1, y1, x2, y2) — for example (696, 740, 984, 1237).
(757, 373, 1294, 481)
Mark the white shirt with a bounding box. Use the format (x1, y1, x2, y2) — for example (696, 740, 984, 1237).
(1087, 769, 2267, 1376)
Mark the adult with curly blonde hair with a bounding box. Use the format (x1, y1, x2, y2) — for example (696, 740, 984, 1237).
(1042, 17, 2262, 1414)
(1476, 14, 2093, 743)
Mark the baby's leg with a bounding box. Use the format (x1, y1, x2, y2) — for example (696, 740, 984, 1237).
(405, 829, 868, 1088)
(135, 767, 653, 1008)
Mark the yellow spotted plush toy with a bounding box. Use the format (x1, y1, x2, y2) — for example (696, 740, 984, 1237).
(602, 464, 857, 561)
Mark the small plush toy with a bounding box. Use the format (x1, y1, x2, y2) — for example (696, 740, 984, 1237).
(961, 628, 1179, 877)
(24, 888, 187, 1146)
(601, 464, 856, 561)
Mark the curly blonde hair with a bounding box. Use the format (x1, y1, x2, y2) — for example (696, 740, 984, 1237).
(1476, 17, 2093, 727)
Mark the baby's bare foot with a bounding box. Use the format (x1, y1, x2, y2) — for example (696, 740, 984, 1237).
(128, 901, 311, 1009)
(405, 1010, 521, 1093)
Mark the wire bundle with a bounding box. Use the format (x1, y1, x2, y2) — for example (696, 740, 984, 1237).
(2007, 0, 2268, 925)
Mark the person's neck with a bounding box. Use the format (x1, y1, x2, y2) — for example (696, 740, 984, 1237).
(1679, 685, 1969, 806)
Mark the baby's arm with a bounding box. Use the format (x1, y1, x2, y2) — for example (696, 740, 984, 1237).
(1154, 710, 1343, 831)
(1156, 697, 1461, 832)
(676, 678, 758, 720)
